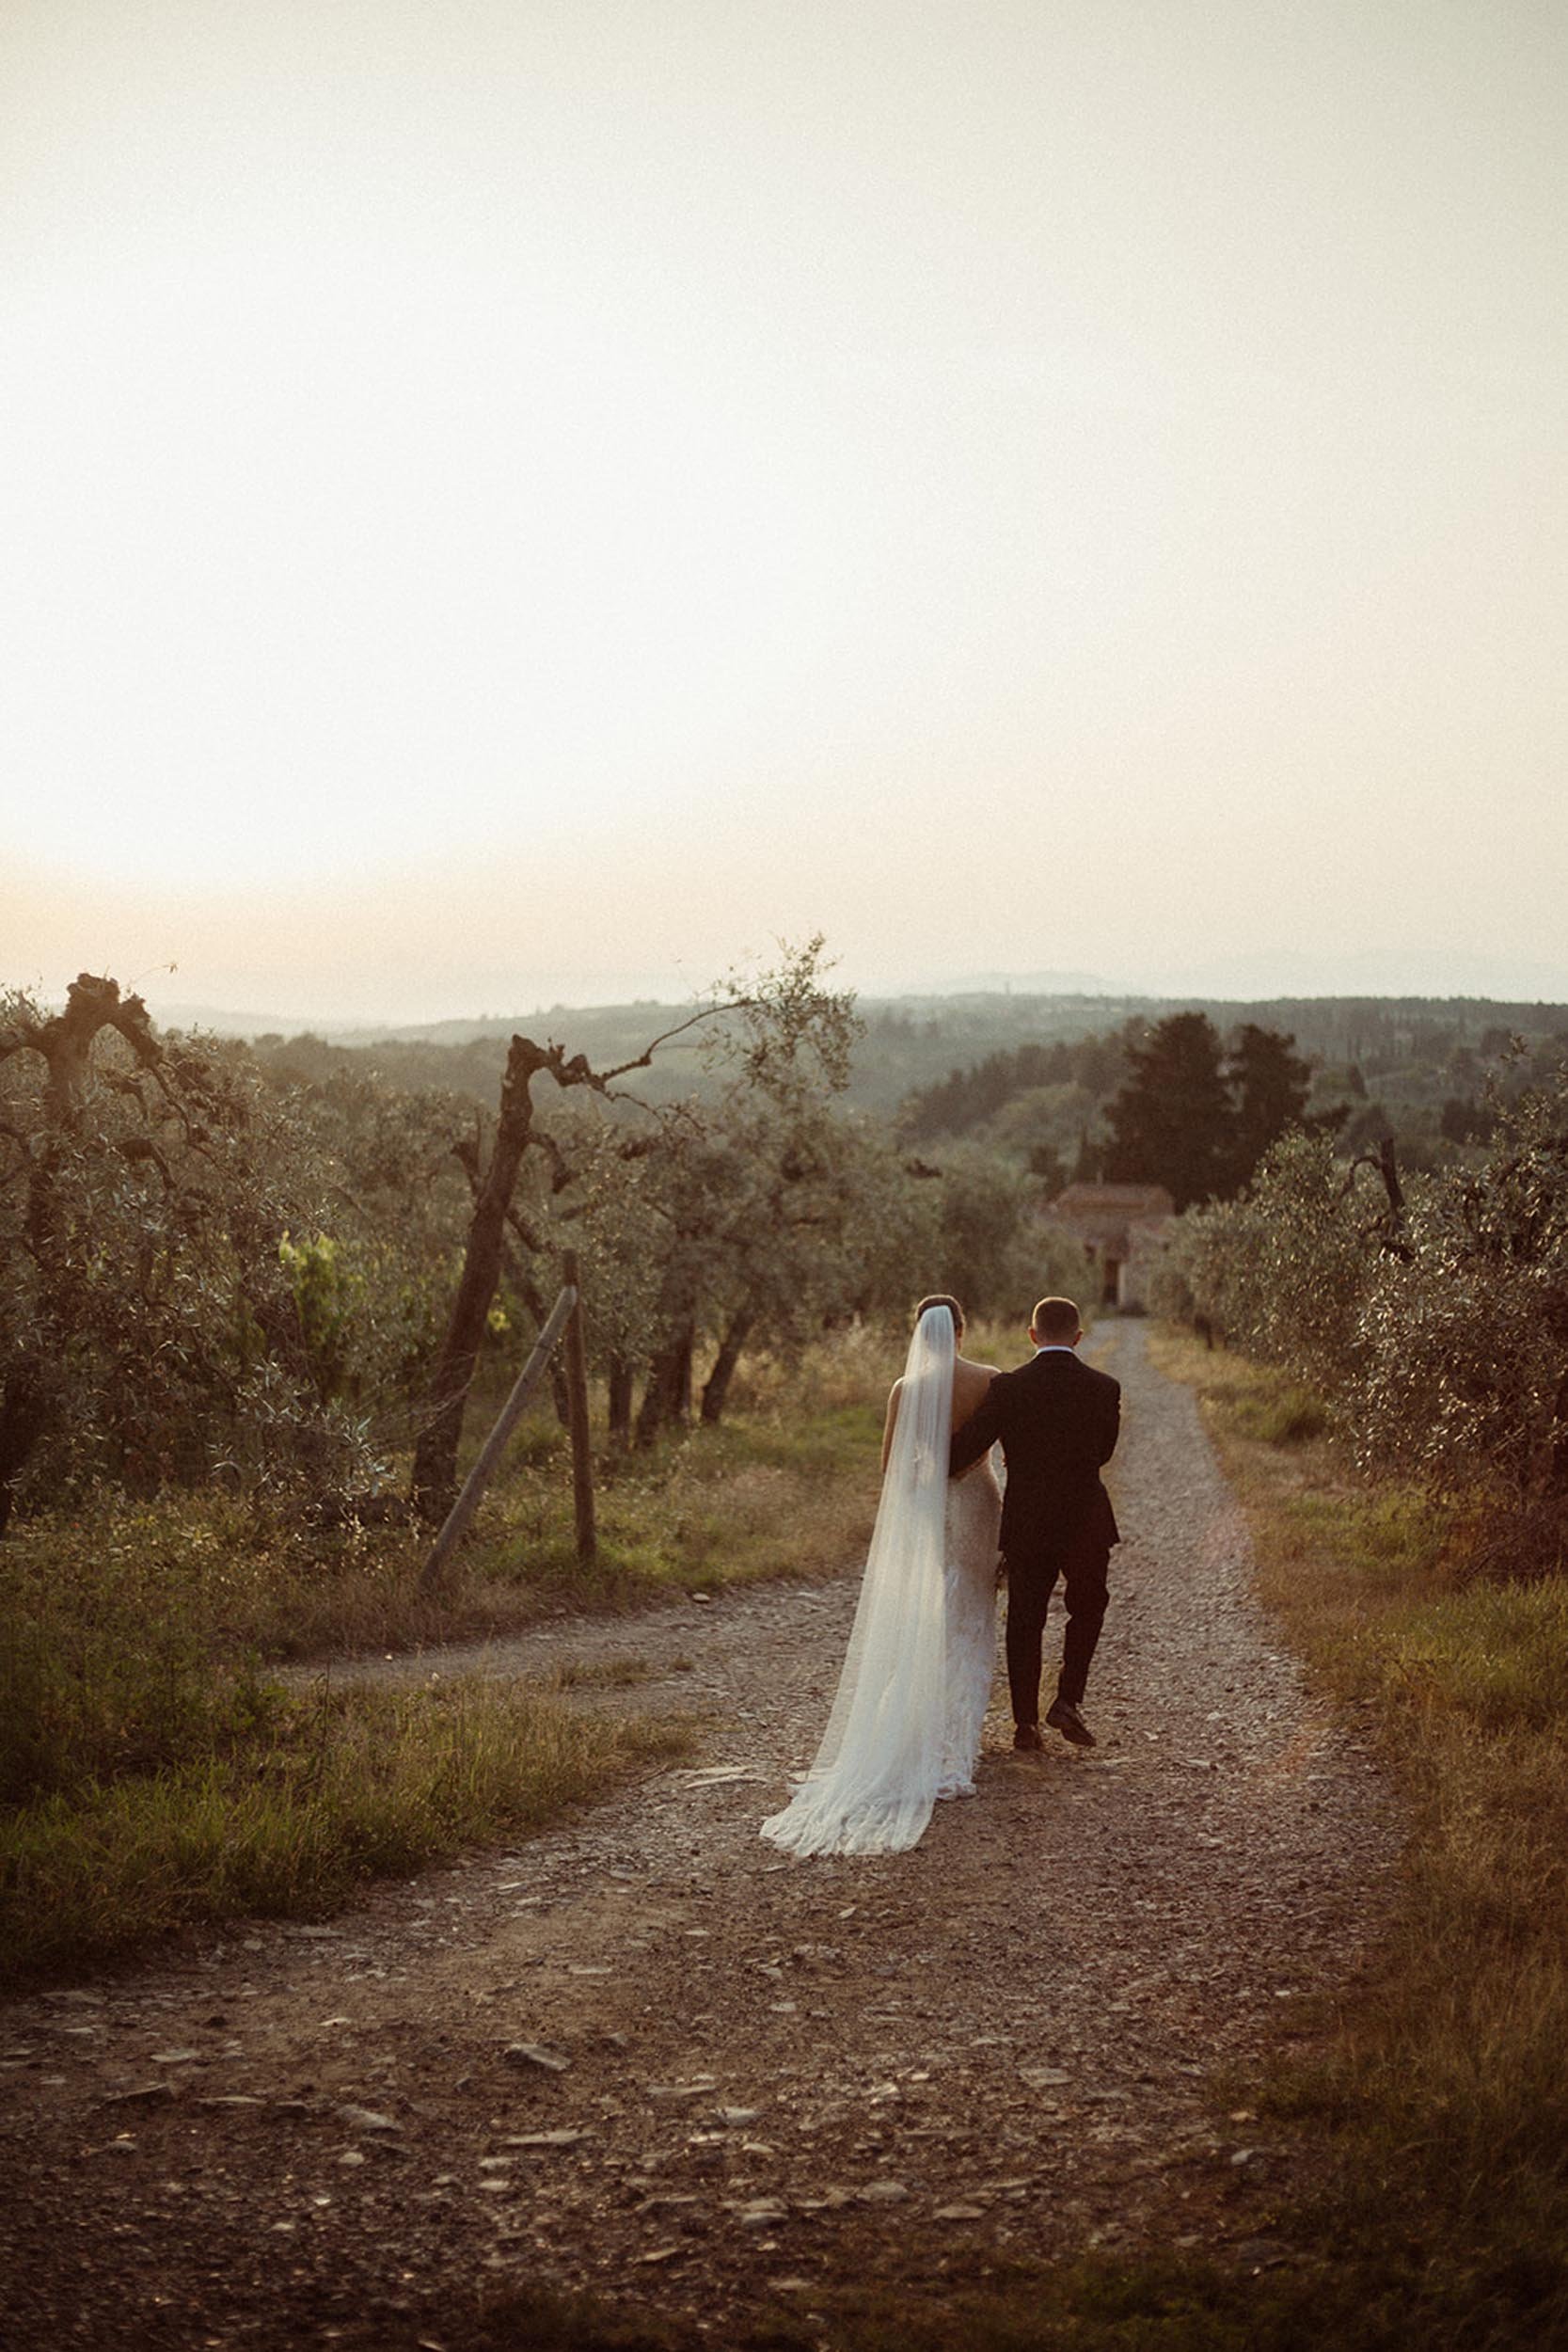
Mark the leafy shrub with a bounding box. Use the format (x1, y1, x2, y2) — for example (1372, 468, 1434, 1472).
(1159, 1062, 1568, 1548)
(1354, 1083, 1568, 1495)
(1156, 1129, 1374, 1392)
(0, 981, 385, 1517)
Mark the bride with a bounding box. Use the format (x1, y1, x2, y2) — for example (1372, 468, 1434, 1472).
(760, 1295, 1002, 1857)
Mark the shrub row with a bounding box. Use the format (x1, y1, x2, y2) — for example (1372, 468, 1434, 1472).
(1154, 1059, 1568, 1567)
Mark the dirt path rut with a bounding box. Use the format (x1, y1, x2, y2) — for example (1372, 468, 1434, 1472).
(0, 1323, 1400, 2347)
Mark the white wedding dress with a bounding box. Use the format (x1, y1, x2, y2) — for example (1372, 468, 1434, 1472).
(939, 1461, 1005, 1797)
(760, 1304, 1001, 1857)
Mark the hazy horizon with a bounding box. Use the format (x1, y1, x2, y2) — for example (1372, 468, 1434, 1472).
(7, 3, 1565, 1022)
(23, 943, 1568, 1043)
(13, 899, 1568, 1038)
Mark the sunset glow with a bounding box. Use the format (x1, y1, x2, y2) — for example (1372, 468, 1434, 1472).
(5, 1, 1566, 1017)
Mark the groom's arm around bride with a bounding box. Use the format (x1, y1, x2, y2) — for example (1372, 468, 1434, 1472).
(949, 1296, 1120, 1750)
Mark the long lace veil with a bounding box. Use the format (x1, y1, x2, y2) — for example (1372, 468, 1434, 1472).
(760, 1303, 955, 1856)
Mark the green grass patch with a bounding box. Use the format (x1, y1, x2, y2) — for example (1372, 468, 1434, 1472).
(1227, 1382, 1330, 1446)
(1, 1331, 901, 1694)
(0, 1325, 900, 1984)
(0, 1675, 689, 1985)
(455, 1371, 891, 1615)
(1149, 1321, 1568, 2344)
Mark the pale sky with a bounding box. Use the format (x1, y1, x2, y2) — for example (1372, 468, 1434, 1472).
(5, 1, 1566, 1023)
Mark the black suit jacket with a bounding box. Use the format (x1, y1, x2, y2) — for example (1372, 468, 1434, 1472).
(949, 1348, 1120, 1561)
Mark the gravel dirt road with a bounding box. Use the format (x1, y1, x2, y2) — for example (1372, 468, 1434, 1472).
(0, 1322, 1400, 2347)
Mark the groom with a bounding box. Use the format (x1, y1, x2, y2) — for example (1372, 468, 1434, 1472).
(949, 1295, 1120, 1751)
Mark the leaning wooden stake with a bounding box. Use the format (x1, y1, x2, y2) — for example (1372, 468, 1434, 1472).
(562, 1249, 597, 1568)
(418, 1284, 577, 1594)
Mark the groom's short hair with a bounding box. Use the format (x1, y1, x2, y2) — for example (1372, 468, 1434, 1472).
(1031, 1296, 1081, 1343)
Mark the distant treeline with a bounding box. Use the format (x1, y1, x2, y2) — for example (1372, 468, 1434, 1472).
(863, 993, 1568, 1110)
(890, 1001, 1568, 1191)
(246, 992, 1568, 1120)
(896, 1034, 1129, 1144)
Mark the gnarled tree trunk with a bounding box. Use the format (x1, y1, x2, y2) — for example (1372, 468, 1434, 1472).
(0, 976, 166, 1530)
(411, 1004, 733, 1519)
(701, 1304, 755, 1425)
(634, 1323, 695, 1448)
(411, 1037, 560, 1520)
(607, 1352, 634, 1448)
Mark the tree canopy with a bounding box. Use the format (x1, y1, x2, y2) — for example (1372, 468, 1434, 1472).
(1102, 1013, 1324, 1211)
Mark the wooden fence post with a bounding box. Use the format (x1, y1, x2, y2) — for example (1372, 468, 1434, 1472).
(417, 1284, 577, 1594)
(562, 1249, 597, 1568)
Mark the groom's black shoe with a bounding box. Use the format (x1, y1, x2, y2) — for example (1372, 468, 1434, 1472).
(1046, 1699, 1096, 1749)
(1013, 1724, 1046, 1752)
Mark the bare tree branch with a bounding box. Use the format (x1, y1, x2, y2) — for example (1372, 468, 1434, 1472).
(591, 999, 747, 1082)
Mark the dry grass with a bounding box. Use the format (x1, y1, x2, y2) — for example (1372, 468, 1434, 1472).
(0, 1326, 902, 1985)
(1150, 1323, 1568, 2340)
(0, 1674, 691, 1985)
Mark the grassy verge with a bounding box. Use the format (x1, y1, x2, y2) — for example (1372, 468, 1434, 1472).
(0, 1673, 689, 1986)
(0, 1323, 919, 1692)
(1143, 1323, 1568, 2344)
(1, 1326, 908, 1984)
(457, 1390, 889, 1628)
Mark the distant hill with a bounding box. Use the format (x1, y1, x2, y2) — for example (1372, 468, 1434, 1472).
(233, 989, 1568, 1120)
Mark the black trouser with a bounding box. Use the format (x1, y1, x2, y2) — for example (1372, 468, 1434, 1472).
(1005, 1535, 1110, 1723)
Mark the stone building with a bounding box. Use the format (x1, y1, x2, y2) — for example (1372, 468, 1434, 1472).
(1046, 1182, 1176, 1311)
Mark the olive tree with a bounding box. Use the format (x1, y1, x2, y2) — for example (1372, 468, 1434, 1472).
(408, 939, 860, 1511)
(0, 976, 373, 1527)
(1354, 1070, 1568, 1497)
(1155, 1130, 1378, 1391)
(1158, 1064, 1568, 1531)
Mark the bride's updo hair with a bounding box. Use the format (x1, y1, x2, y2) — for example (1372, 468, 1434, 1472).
(915, 1293, 964, 1340)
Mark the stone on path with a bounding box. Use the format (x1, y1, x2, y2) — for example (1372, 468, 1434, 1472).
(503, 2042, 570, 2074)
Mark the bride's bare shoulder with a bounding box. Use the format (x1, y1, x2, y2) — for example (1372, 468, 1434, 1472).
(950, 1358, 998, 1416)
